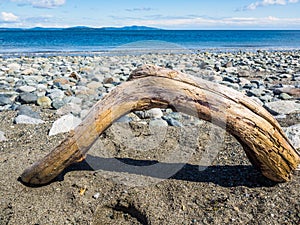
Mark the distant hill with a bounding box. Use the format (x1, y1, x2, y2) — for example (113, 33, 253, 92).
(0, 25, 162, 31)
(100, 25, 161, 31)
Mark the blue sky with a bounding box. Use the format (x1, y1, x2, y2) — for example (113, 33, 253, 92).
(0, 0, 300, 29)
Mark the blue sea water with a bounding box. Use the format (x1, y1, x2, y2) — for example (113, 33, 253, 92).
(0, 30, 300, 56)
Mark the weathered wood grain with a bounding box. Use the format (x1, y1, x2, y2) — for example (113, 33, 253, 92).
(20, 65, 300, 185)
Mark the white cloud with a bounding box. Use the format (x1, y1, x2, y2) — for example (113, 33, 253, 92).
(120, 15, 300, 29)
(0, 12, 19, 22)
(10, 0, 66, 9)
(243, 0, 298, 10)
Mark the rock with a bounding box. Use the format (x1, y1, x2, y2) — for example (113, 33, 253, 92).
(264, 100, 300, 115)
(0, 94, 12, 106)
(47, 89, 65, 100)
(17, 86, 36, 93)
(103, 83, 115, 89)
(37, 96, 52, 108)
(223, 76, 239, 83)
(14, 115, 44, 124)
(274, 87, 300, 98)
(283, 124, 300, 149)
(238, 70, 250, 77)
(52, 99, 66, 110)
(87, 81, 103, 90)
(116, 115, 133, 123)
(36, 84, 48, 92)
(17, 105, 41, 119)
(247, 89, 264, 97)
(0, 131, 7, 141)
(48, 114, 82, 136)
(17, 92, 38, 104)
(69, 71, 81, 81)
(259, 95, 273, 103)
(149, 118, 168, 127)
(163, 116, 183, 127)
(279, 93, 293, 100)
(56, 103, 82, 116)
(148, 108, 163, 119)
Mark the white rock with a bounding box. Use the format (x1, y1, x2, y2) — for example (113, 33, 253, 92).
(0, 131, 7, 141)
(56, 103, 82, 116)
(264, 100, 300, 115)
(8, 63, 21, 72)
(283, 124, 300, 150)
(49, 114, 82, 136)
(148, 108, 163, 119)
(14, 115, 44, 125)
(18, 85, 37, 93)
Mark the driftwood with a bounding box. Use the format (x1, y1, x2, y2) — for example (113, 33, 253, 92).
(20, 65, 300, 185)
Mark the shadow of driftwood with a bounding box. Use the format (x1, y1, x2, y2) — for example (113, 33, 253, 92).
(55, 154, 277, 188)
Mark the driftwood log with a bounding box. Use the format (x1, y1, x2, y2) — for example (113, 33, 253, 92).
(20, 65, 300, 185)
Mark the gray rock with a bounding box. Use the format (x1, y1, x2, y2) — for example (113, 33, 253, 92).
(17, 92, 38, 104)
(17, 105, 41, 119)
(149, 118, 168, 127)
(56, 103, 82, 116)
(49, 114, 82, 136)
(14, 115, 44, 124)
(163, 116, 183, 127)
(259, 95, 273, 103)
(247, 89, 264, 97)
(0, 95, 12, 106)
(52, 99, 66, 110)
(47, 89, 65, 100)
(283, 124, 300, 149)
(223, 76, 239, 83)
(116, 115, 133, 123)
(17, 86, 36, 93)
(264, 100, 300, 115)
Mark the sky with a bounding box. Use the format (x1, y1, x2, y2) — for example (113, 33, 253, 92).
(0, 0, 300, 29)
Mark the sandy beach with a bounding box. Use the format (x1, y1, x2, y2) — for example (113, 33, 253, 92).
(0, 50, 300, 224)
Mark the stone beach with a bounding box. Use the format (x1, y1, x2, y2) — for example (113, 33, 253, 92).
(0, 50, 300, 224)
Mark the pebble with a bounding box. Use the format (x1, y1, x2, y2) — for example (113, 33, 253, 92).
(147, 108, 163, 119)
(17, 85, 37, 93)
(264, 100, 300, 115)
(279, 93, 293, 100)
(283, 124, 300, 149)
(56, 103, 82, 116)
(48, 114, 82, 136)
(37, 96, 52, 108)
(17, 105, 41, 119)
(47, 89, 65, 100)
(0, 131, 7, 141)
(17, 92, 38, 104)
(14, 115, 44, 124)
(0, 94, 12, 106)
(163, 116, 183, 127)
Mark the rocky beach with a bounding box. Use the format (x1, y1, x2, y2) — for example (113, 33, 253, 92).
(0, 50, 300, 224)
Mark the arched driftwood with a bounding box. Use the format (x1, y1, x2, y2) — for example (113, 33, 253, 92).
(20, 65, 300, 185)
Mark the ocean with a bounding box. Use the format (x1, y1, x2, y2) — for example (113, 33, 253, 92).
(1, 30, 300, 56)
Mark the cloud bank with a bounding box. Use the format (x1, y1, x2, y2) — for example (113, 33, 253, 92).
(10, 0, 66, 9)
(243, 0, 298, 10)
(0, 12, 19, 22)
(118, 15, 300, 29)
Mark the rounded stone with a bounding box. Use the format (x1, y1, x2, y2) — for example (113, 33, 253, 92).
(37, 96, 52, 108)
(148, 108, 163, 119)
(17, 86, 37, 93)
(17, 92, 38, 104)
